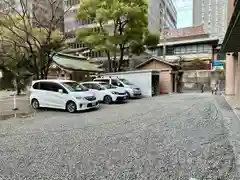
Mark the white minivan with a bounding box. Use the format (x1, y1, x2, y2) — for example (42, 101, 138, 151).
(80, 81, 127, 104)
(93, 77, 142, 98)
(30, 79, 99, 113)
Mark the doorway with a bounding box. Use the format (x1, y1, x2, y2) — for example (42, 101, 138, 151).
(152, 75, 160, 96)
(172, 73, 175, 93)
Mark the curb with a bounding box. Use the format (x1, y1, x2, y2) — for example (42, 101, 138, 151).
(0, 110, 35, 120)
(223, 95, 240, 120)
(219, 95, 240, 178)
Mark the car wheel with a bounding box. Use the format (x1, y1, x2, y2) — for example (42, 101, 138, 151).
(66, 101, 77, 113)
(103, 95, 112, 104)
(126, 92, 131, 99)
(31, 99, 40, 109)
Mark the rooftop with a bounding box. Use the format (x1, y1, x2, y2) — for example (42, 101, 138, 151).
(166, 25, 206, 39)
(157, 37, 219, 47)
(52, 53, 103, 72)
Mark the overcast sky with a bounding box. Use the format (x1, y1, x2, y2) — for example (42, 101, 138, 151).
(174, 0, 192, 28)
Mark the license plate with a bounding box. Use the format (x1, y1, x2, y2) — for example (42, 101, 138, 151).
(123, 96, 127, 99)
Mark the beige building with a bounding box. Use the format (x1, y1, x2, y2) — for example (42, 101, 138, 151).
(136, 57, 178, 94)
(221, 0, 240, 98)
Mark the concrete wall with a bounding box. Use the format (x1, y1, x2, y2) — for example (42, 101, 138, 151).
(183, 70, 225, 90)
(103, 71, 154, 97)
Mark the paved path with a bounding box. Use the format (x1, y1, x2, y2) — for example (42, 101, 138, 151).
(0, 97, 32, 117)
(0, 91, 32, 118)
(0, 94, 239, 179)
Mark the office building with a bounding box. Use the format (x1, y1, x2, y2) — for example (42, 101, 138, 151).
(148, 0, 177, 35)
(193, 0, 228, 43)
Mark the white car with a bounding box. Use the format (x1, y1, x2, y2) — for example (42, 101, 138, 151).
(80, 81, 128, 104)
(93, 77, 141, 98)
(30, 79, 99, 113)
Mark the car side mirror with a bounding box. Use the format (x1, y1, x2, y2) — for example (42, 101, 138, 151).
(118, 83, 123, 87)
(58, 89, 63, 93)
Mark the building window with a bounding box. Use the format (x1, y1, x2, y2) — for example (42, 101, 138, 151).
(203, 44, 211, 52)
(191, 45, 197, 53)
(166, 46, 174, 55)
(197, 44, 204, 53)
(174, 47, 181, 54)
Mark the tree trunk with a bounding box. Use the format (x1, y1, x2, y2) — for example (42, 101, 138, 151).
(40, 73, 45, 79)
(106, 51, 112, 72)
(118, 45, 124, 71)
(43, 68, 49, 79)
(15, 77, 21, 95)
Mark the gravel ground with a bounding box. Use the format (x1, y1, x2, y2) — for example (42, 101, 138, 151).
(0, 93, 239, 179)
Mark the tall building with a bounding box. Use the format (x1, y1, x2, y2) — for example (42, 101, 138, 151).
(148, 0, 177, 35)
(192, 0, 228, 43)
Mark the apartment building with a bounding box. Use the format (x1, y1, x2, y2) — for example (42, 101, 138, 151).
(193, 0, 228, 43)
(148, 0, 177, 35)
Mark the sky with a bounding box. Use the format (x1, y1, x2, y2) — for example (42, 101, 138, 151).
(174, 0, 193, 28)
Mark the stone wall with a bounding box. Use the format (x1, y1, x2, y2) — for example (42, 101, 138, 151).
(182, 70, 225, 90)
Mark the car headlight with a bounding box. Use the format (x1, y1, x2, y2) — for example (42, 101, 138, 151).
(111, 91, 118, 94)
(75, 96, 83, 100)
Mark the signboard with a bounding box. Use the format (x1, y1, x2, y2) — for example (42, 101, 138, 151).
(212, 60, 224, 66)
(212, 66, 224, 71)
(212, 60, 225, 70)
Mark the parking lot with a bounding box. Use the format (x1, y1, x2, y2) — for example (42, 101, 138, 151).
(0, 93, 240, 179)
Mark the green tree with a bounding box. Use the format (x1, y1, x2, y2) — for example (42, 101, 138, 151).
(76, 0, 158, 72)
(0, 0, 69, 80)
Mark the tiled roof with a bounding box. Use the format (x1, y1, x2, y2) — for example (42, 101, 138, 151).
(135, 57, 176, 69)
(52, 53, 103, 72)
(166, 25, 207, 39)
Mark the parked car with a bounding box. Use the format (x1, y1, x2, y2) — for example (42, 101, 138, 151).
(80, 81, 127, 104)
(93, 77, 141, 98)
(30, 79, 99, 113)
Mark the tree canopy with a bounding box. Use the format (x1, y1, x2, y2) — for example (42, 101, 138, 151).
(0, 0, 69, 93)
(76, 0, 159, 72)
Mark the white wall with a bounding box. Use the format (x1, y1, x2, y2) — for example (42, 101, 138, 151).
(104, 72, 153, 97)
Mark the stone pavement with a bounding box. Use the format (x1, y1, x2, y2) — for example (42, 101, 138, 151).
(0, 94, 239, 179)
(224, 95, 240, 119)
(0, 91, 32, 119)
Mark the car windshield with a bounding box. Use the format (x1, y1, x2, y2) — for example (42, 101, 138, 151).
(119, 78, 133, 85)
(99, 82, 116, 89)
(62, 81, 88, 92)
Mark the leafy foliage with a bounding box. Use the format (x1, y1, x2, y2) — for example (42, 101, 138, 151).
(76, 0, 158, 72)
(0, 0, 68, 93)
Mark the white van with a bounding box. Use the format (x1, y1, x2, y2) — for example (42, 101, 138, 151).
(93, 77, 141, 98)
(30, 79, 99, 113)
(81, 81, 127, 104)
